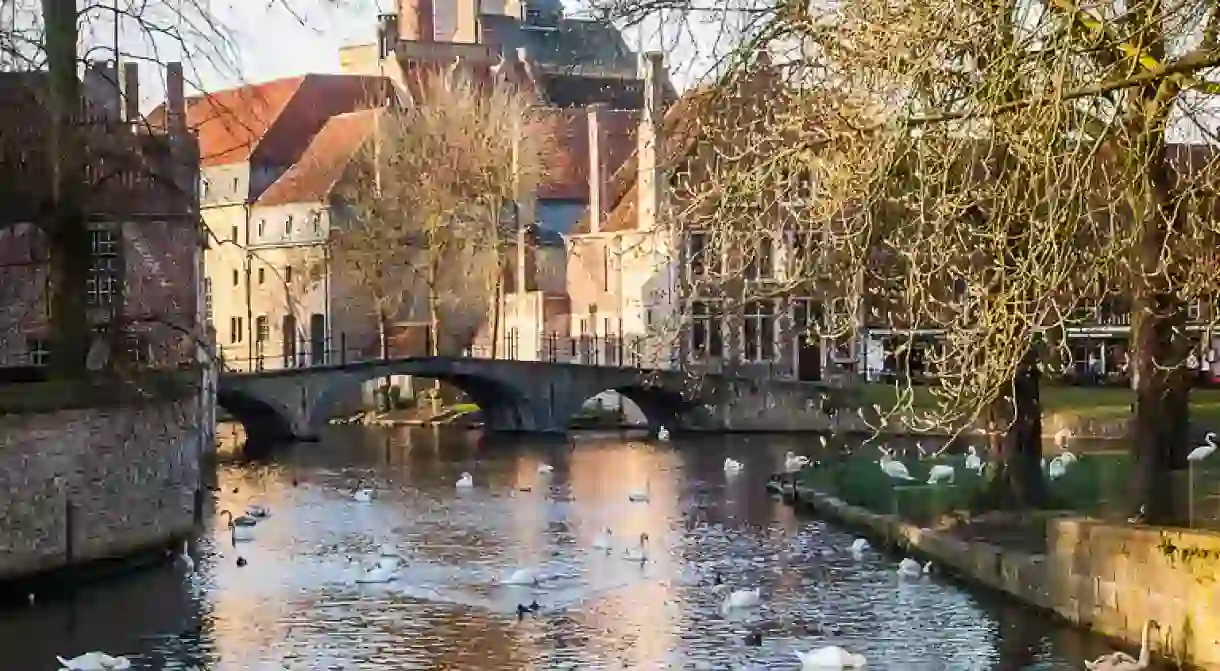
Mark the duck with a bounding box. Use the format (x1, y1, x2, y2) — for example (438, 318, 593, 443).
(879, 454, 916, 481)
(897, 557, 928, 578)
(245, 504, 270, 519)
(1047, 456, 1068, 480)
(623, 532, 649, 562)
(178, 540, 194, 573)
(56, 652, 132, 670)
(352, 482, 374, 502)
(1188, 432, 1218, 462)
(456, 472, 474, 489)
(927, 464, 955, 485)
(537, 463, 554, 475)
(500, 567, 540, 586)
(657, 425, 671, 442)
(352, 559, 398, 584)
(723, 458, 745, 475)
(220, 510, 256, 543)
(964, 446, 983, 472)
(1085, 619, 1158, 670)
(720, 587, 762, 613)
(796, 646, 867, 669)
(628, 480, 651, 503)
(785, 451, 811, 472)
(592, 527, 613, 551)
(849, 538, 870, 558)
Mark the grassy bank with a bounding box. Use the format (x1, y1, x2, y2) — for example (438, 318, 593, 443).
(856, 382, 1220, 426)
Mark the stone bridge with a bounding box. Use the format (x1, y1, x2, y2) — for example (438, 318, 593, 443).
(217, 357, 847, 443)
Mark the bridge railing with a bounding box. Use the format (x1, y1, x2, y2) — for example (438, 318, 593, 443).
(216, 331, 653, 374)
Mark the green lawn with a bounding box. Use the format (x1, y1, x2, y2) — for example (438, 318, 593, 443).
(855, 383, 1220, 426)
(800, 450, 1220, 528)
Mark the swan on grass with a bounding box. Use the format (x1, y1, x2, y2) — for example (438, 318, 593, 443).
(456, 472, 474, 489)
(849, 538, 870, 558)
(623, 532, 649, 562)
(1188, 432, 1218, 461)
(1054, 427, 1074, 450)
(720, 587, 762, 614)
(879, 454, 915, 481)
(964, 446, 983, 472)
(926, 464, 955, 485)
(500, 567, 540, 586)
(1059, 450, 1079, 465)
(657, 425, 671, 442)
(897, 557, 930, 578)
(724, 458, 745, 475)
(1085, 619, 1159, 670)
(628, 480, 651, 502)
(57, 652, 132, 671)
(796, 646, 867, 669)
(592, 528, 613, 551)
(785, 451, 811, 473)
(1047, 456, 1068, 480)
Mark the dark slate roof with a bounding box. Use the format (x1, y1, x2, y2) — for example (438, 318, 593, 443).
(540, 74, 644, 108)
(480, 15, 635, 72)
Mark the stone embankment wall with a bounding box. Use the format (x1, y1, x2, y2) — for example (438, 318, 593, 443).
(796, 489, 1220, 669)
(0, 399, 201, 580)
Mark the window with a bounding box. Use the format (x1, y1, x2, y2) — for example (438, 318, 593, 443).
(603, 249, 610, 292)
(255, 315, 269, 355)
(744, 235, 774, 281)
(86, 228, 120, 307)
(743, 300, 776, 362)
(231, 225, 238, 243)
(285, 215, 294, 235)
(312, 211, 322, 234)
(1188, 299, 1202, 322)
(690, 301, 723, 360)
(232, 269, 239, 286)
(231, 177, 239, 193)
(686, 231, 719, 278)
(792, 298, 823, 334)
(26, 337, 48, 366)
(258, 267, 265, 284)
(124, 332, 149, 364)
(203, 278, 212, 323)
(285, 265, 293, 284)
(229, 317, 239, 344)
(257, 219, 265, 237)
(199, 177, 209, 200)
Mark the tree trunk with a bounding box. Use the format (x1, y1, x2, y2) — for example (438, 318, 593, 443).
(377, 307, 390, 411)
(44, 0, 90, 377)
(490, 271, 503, 360)
(427, 259, 441, 414)
(979, 350, 1047, 510)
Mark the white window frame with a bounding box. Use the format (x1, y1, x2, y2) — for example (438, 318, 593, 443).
(742, 299, 778, 363)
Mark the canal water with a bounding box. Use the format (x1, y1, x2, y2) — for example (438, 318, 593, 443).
(1, 428, 1167, 670)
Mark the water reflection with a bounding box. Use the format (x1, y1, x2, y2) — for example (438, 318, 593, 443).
(0, 427, 1169, 669)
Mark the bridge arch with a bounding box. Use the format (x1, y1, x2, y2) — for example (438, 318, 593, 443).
(566, 382, 700, 431)
(216, 387, 298, 445)
(308, 366, 529, 433)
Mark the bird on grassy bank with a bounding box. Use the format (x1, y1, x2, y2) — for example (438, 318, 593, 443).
(1085, 619, 1158, 670)
(785, 451, 811, 472)
(1188, 432, 1218, 462)
(927, 464, 955, 485)
(1054, 427, 1074, 450)
(1047, 456, 1068, 480)
(879, 454, 916, 481)
(964, 446, 983, 472)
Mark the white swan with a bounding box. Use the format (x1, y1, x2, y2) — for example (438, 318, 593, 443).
(56, 652, 131, 670)
(1085, 619, 1158, 670)
(593, 528, 613, 551)
(720, 587, 762, 613)
(1047, 456, 1068, 480)
(1060, 450, 1079, 465)
(178, 540, 194, 573)
(628, 480, 651, 502)
(353, 560, 398, 584)
(785, 451, 811, 473)
(796, 646, 867, 669)
(501, 567, 540, 586)
(220, 510, 256, 543)
(897, 557, 925, 578)
(657, 425, 671, 441)
(537, 463, 554, 475)
(879, 454, 916, 481)
(849, 538, 870, 558)
(1054, 427, 1073, 449)
(245, 504, 270, 519)
(964, 446, 983, 472)
(456, 472, 474, 489)
(623, 532, 650, 562)
(352, 486, 374, 502)
(927, 464, 955, 485)
(724, 458, 745, 475)
(1188, 432, 1218, 461)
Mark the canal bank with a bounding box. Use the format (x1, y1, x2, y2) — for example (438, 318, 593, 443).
(790, 484, 1217, 669)
(0, 396, 203, 595)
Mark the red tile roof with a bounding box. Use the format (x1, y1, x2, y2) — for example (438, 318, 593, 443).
(148, 74, 388, 167)
(256, 109, 378, 206)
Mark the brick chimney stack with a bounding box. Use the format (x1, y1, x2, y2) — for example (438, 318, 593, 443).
(166, 61, 185, 134)
(83, 59, 120, 123)
(122, 62, 139, 124)
(636, 51, 664, 231)
(586, 103, 608, 234)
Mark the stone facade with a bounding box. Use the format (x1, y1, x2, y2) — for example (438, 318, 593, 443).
(0, 398, 201, 580)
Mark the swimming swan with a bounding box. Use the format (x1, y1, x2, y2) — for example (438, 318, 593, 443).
(796, 646, 867, 669)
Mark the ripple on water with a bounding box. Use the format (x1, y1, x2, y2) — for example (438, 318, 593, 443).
(0, 430, 1171, 670)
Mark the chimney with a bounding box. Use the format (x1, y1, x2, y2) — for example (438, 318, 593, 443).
(636, 51, 664, 231)
(586, 103, 607, 234)
(166, 61, 185, 133)
(83, 59, 120, 123)
(122, 62, 139, 124)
